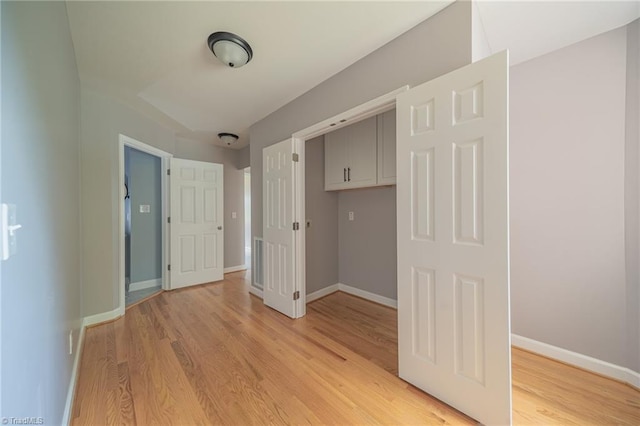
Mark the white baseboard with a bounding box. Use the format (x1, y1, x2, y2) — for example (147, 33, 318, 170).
(337, 283, 397, 309)
(306, 284, 340, 303)
(248, 286, 263, 299)
(83, 306, 124, 327)
(224, 265, 247, 274)
(61, 305, 126, 424)
(61, 323, 86, 426)
(305, 283, 397, 308)
(512, 334, 640, 388)
(129, 278, 161, 292)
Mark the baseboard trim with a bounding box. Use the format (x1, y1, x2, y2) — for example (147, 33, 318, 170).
(337, 283, 397, 308)
(305, 283, 397, 308)
(306, 284, 340, 303)
(83, 306, 125, 328)
(511, 334, 640, 388)
(248, 286, 263, 299)
(248, 282, 397, 310)
(129, 278, 161, 292)
(61, 323, 86, 426)
(224, 265, 247, 274)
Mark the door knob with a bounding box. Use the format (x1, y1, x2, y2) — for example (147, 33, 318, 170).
(217, 226, 222, 230)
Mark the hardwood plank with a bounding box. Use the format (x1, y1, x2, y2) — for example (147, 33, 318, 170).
(72, 271, 640, 425)
(117, 362, 137, 425)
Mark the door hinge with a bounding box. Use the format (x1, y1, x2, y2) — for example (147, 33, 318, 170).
(293, 291, 300, 300)
(167, 216, 171, 224)
(167, 169, 171, 176)
(292, 153, 299, 162)
(167, 264, 171, 271)
(293, 221, 300, 231)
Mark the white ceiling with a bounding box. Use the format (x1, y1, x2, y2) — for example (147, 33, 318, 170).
(66, 1, 639, 150)
(477, 0, 639, 66)
(66, 1, 453, 149)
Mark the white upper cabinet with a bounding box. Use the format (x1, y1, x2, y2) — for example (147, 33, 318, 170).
(324, 127, 351, 189)
(324, 111, 396, 191)
(324, 116, 377, 190)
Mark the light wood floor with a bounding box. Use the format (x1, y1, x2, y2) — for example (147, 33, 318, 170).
(72, 271, 640, 425)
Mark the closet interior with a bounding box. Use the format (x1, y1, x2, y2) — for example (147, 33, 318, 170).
(305, 108, 398, 304)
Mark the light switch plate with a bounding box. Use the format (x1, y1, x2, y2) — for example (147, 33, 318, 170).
(232, 212, 237, 219)
(139, 204, 150, 213)
(1, 203, 19, 260)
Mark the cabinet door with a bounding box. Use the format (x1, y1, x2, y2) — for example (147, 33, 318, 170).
(324, 126, 350, 190)
(346, 116, 377, 188)
(377, 109, 396, 185)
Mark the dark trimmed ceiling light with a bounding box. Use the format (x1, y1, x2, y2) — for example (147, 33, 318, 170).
(207, 31, 253, 68)
(218, 132, 239, 146)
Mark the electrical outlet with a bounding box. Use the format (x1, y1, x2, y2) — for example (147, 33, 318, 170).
(68, 330, 73, 355)
(348, 211, 354, 221)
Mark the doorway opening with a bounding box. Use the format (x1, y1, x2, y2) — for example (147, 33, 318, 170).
(124, 146, 163, 306)
(118, 134, 171, 313)
(244, 167, 251, 272)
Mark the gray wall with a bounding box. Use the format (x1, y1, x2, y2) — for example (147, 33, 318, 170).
(305, 135, 397, 300)
(305, 137, 339, 294)
(174, 137, 246, 269)
(237, 145, 250, 169)
(510, 24, 636, 371)
(249, 1, 472, 289)
(1, 1, 82, 423)
(80, 89, 174, 316)
(338, 187, 397, 299)
(81, 91, 246, 317)
(624, 19, 639, 373)
(128, 147, 162, 283)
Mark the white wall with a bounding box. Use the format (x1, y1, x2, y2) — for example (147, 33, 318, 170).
(1, 1, 82, 422)
(510, 24, 636, 370)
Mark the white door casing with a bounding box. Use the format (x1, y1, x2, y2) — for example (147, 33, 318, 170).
(263, 138, 298, 318)
(396, 51, 511, 425)
(170, 158, 224, 289)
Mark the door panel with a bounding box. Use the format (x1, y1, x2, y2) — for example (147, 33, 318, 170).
(170, 158, 223, 289)
(324, 127, 350, 190)
(263, 138, 297, 318)
(347, 116, 377, 187)
(397, 51, 510, 425)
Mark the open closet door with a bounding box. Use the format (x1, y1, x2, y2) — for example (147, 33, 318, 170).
(170, 158, 224, 289)
(262, 138, 299, 318)
(396, 51, 511, 425)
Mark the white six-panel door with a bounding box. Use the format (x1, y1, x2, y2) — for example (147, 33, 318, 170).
(396, 51, 511, 425)
(170, 158, 224, 289)
(263, 138, 298, 318)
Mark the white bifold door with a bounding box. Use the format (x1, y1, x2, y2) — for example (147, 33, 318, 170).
(170, 158, 224, 289)
(262, 138, 299, 318)
(396, 51, 511, 425)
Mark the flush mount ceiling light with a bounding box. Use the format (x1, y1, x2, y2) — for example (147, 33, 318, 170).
(218, 132, 239, 146)
(208, 31, 253, 68)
